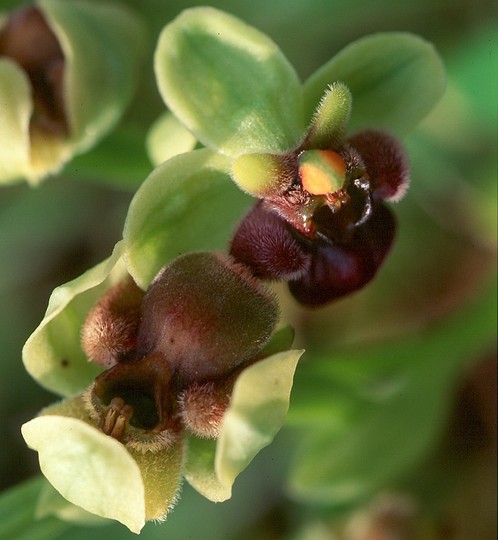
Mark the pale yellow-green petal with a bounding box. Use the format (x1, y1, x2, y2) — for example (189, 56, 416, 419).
(38, 395, 185, 524)
(215, 349, 304, 488)
(22, 416, 147, 534)
(36, 481, 109, 527)
(22, 241, 128, 397)
(0, 59, 32, 183)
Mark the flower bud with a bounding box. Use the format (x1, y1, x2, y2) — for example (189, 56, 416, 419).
(0, 0, 145, 184)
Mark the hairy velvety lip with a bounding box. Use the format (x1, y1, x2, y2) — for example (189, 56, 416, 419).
(232, 200, 396, 306)
(79, 252, 280, 446)
(227, 78, 408, 309)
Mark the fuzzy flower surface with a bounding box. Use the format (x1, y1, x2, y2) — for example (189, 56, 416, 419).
(22, 242, 303, 533)
(151, 7, 445, 306)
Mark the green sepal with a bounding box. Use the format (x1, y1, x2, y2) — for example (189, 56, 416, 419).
(303, 32, 445, 136)
(123, 149, 252, 289)
(154, 7, 303, 157)
(22, 241, 128, 397)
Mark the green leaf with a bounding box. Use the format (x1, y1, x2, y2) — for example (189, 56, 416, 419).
(215, 349, 304, 489)
(22, 242, 127, 397)
(303, 33, 445, 136)
(0, 59, 32, 183)
(154, 7, 303, 156)
(290, 366, 450, 506)
(123, 148, 252, 289)
(21, 416, 147, 534)
(288, 281, 496, 507)
(184, 436, 231, 502)
(146, 111, 197, 166)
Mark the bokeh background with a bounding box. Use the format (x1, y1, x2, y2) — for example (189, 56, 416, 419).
(0, 0, 496, 538)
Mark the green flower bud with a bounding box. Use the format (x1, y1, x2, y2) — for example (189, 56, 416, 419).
(0, 0, 146, 184)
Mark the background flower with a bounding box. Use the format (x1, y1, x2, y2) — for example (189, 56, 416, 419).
(0, 0, 146, 184)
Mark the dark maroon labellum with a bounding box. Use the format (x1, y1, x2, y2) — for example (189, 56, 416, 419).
(229, 201, 311, 281)
(82, 252, 279, 443)
(231, 202, 396, 306)
(229, 127, 408, 307)
(288, 203, 396, 306)
(348, 130, 410, 202)
(136, 252, 278, 385)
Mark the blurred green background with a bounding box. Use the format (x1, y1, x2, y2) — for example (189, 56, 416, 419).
(0, 0, 496, 538)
